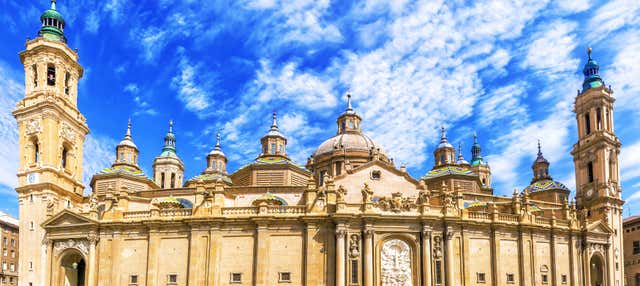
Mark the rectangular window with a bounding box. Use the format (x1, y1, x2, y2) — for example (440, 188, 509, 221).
(588, 162, 594, 183)
(10, 263, 14, 272)
(230, 273, 242, 283)
(64, 72, 70, 95)
(161, 173, 165, 188)
(319, 170, 326, 186)
(47, 66, 55, 86)
(278, 272, 291, 283)
(351, 260, 359, 284)
(10, 239, 15, 247)
(596, 108, 602, 130)
(634, 241, 640, 254)
(506, 273, 515, 283)
(270, 143, 276, 154)
(129, 275, 138, 285)
(477, 272, 486, 283)
(435, 260, 442, 285)
(542, 274, 548, 284)
(167, 274, 177, 284)
(371, 170, 381, 180)
(11, 250, 14, 258)
(335, 161, 342, 176)
(2, 248, 5, 256)
(29, 261, 33, 270)
(2, 262, 6, 270)
(32, 64, 38, 87)
(561, 274, 567, 284)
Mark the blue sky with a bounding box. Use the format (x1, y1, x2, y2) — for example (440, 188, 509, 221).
(0, 0, 639, 218)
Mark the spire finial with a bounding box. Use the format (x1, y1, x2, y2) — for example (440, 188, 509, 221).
(587, 47, 592, 60)
(126, 118, 132, 137)
(346, 93, 353, 111)
(271, 112, 278, 130)
(215, 131, 221, 148)
(169, 120, 174, 133)
(51, 0, 57, 10)
(473, 131, 478, 143)
(440, 126, 447, 140)
(458, 142, 463, 159)
(537, 139, 542, 156)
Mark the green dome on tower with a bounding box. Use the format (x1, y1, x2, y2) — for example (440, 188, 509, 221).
(38, 0, 66, 42)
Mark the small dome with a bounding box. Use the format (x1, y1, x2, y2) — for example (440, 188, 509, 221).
(208, 131, 225, 156)
(313, 133, 385, 158)
(41, 9, 64, 23)
(118, 138, 137, 148)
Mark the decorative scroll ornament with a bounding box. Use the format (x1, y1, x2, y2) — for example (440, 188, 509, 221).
(54, 239, 89, 256)
(25, 119, 42, 136)
(381, 239, 413, 286)
(376, 192, 416, 212)
(349, 234, 360, 258)
(589, 243, 606, 254)
(59, 122, 76, 143)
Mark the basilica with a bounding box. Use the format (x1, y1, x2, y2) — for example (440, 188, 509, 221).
(14, 1, 625, 286)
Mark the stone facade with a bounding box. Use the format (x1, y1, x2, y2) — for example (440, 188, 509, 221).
(15, 3, 625, 286)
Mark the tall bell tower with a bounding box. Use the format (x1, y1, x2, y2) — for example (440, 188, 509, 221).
(13, 1, 88, 285)
(571, 48, 624, 285)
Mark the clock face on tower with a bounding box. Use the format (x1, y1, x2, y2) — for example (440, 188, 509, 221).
(586, 188, 594, 198)
(27, 173, 38, 184)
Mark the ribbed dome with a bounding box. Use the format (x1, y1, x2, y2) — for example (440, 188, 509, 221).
(313, 133, 385, 157)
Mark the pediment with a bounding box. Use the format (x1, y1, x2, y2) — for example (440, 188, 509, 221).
(334, 160, 421, 203)
(42, 210, 97, 228)
(586, 220, 614, 234)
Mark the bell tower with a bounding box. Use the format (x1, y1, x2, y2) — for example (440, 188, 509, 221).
(13, 1, 88, 286)
(571, 48, 624, 285)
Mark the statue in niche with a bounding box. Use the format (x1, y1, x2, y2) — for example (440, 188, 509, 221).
(349, 234, 360, 258)
(381, 239, 413, 286)
(336, 185, 347, 202)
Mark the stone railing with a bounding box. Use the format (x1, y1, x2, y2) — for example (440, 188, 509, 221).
(159, 208, 192, 217)
(123, 210, 151, 219)
(498, 213, 520, 223)
(267, 206, 306, 214)
(221, 207, 258, 215)
(535, 216, 552, 226)
(468, 211, 490, 220)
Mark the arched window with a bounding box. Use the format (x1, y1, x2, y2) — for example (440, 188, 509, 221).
(46, 65, 55, 86)
(270, 143, 276, 154)
(587, 162, 594, 183)
(170, 173, 176, 188)
(61, 146, 68, 169)
(33, 139, 39, 164)
(160, 173, 165, 188)
(440, 154, 445, 165)
(585, 112, 591, 135)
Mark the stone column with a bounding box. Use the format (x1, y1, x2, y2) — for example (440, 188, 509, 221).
(207, 225, 221, 285)
(146, 229, 160, 286)
(87, 233, 99, 286)
(363, 227, 374, 286)
(445, 228, 454, 286)
(42, 238, 52, 286)
(422, 225, 432, 286)
(254, 223, 270, 286)
(336, 228, 346, 286)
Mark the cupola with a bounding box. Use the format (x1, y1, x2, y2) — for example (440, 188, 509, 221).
(259, 112, 288, 159)
(38, 0, 66, 42)
(336, 93, 362, 134)
(152, 120, 185, 189)
(433, 126, 455, 166)
(531, 140, 551, 183)
(582, 47, 604, 92)
(112, 119, 140, 170)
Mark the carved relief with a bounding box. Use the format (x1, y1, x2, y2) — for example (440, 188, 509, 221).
(25, 119, 42, 136)
(349, 234, 360, 258)
(381, 239, 413, 286)
(375, 192, 416, 212)
(59, 122, 76, 143)
(54, 239, 89, 256)
(336, 185, 347, 202)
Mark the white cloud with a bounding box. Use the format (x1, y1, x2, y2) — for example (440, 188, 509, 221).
(604, 29, 640, 114)
(620, 140, 640, 185)
(170, 52, 219, 115)
(587, 0, 640, 42)
(251, 61, 337, 110)
(521, 21, 579, 77)
(0, 62, 23, 191)
(84, 10, 100, 33)
(477, 83, 528, 127)
(82, 134, 116, 192)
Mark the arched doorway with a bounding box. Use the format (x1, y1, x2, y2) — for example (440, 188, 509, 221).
(590, 254, 605, 286)
(58, 250, 86, 286)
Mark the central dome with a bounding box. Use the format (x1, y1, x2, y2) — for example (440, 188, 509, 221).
(314, 132, 386, 158)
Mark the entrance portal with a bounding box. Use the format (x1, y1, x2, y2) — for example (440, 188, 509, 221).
(58, 251, 86, 286)
(590, 255, 604, 286)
